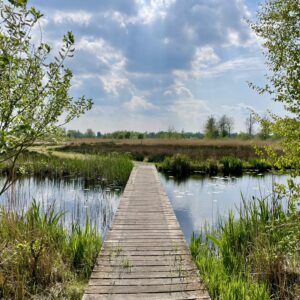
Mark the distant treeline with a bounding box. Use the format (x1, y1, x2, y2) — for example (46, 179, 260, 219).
(65, 114, 275, 140)
(65, 129, 204, 140)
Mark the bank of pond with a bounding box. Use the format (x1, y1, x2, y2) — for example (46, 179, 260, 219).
(0, 151, 298, 299)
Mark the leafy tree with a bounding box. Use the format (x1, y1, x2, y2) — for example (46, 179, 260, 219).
(258, 115, 271, 140)
(245, 113, 256, 137)
(204, 116, 219, 139)
(0, 0, 92, 194)
(250, 3, 300, 297)
(218, 115, 234, 137)
(250, 0, 299, 172)
(85, 129, 95, 138)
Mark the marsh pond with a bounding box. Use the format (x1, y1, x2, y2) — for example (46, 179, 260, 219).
(0, 172, 294, 240)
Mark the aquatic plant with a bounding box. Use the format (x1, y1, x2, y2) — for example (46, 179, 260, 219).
(159, 154, 192, 177)
(0, 151, 133, 187)
(220, 157, 243, 175)
(191, 195, 300, 299)
(0, 200, 101, 299)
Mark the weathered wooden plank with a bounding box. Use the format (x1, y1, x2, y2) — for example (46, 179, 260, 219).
(92, 265, 198, 273)
(88, 278, 200, 286)
(90, 270, 199, 279)
(82, 164, 210, 300)
(83, 292, 210, 300)
(85, 282, 206, 294)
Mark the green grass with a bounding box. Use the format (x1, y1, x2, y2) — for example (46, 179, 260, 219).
(1, 151, 133, 186)
(190, 196, 300, 299)
(157, 154, 272, 177)
(0, 200, 101, 299)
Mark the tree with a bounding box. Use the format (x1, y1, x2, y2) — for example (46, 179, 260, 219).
(249, 2, 300, 296)
(218, 115, 234, 137)
(0, 0, 92, 194)
(258, 115, 271, 140)
(245, 113, 256, 137)
(250, 0, 300, 172)
(85, 129, 95, 138)
(204, 116, 219, 139)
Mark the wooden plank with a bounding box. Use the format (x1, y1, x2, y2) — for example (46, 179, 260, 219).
(90, 270, 199, 279)
(85, 282, 206, 294)
(82, 164, 210, 300)
(83, 292, 210, 300)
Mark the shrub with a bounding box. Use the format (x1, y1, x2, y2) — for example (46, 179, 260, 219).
(220, 157, 243, 175)
(159, 154, 192, 176)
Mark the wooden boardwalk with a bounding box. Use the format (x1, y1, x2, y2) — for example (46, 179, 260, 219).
(83, 164, 210, 300)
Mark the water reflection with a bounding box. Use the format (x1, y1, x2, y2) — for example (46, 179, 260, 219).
(0, 177, 122, 237)
(160, 173, 295, 242)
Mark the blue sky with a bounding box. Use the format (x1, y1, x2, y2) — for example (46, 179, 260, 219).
(29, 0, 284, 133)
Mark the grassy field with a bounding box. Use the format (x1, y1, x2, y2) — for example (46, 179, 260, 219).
(60, 138, 281, 162)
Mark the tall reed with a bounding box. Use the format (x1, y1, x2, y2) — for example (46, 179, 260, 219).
(1, 151, 133, 186)
(191, 195, 300, 299)
(0, 200, 101, 299)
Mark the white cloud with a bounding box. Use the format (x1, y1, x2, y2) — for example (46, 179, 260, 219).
(124, 96, 157, 111)
(174, 45, 263, 80)
(53, 10, 92, 26)
(134, 0, 176, 24)
(77, 37, 129, 95)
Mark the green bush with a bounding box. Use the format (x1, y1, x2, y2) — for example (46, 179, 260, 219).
(220, 157, 243, 175)
(159, 154, 192, 176)
(249, 159, 271, 172)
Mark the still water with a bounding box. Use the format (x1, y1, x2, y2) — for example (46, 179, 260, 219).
(0, 177, 121, 237)
(160, 173, 294, 241)
(0, 174, 295, 241)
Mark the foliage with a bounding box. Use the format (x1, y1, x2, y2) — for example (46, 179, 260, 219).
(204, 116, 219, 139)
(0, 1, 92, 195)
(191, 194, 300, 299)
(220, 157, 243, 175)
(159, 154, 192, 177)
(0, 151, 133, 186)
(250, 0, 300, 174)
(218, 115, 234, 137)
(0, 200, 101, 299)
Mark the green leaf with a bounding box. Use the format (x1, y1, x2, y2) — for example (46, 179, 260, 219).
(8, 0, 27, 7)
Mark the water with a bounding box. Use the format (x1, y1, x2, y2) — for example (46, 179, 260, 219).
(160, 173, 296, 242)
(0, 173, 296, 242)
(0, 177, 122, 237)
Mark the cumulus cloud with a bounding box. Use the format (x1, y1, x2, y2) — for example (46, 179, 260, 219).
(76, 37, 129, 95)
(53, 10, 92, 26)
(26, 0, 274, 132)
(124, 96, 157, 111)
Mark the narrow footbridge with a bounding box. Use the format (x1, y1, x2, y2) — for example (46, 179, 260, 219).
(83, 164, 210, 300)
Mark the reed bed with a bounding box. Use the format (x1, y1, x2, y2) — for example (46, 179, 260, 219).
(191, 195, 300, 299)
(60, 139, 281, 162)
(0, 200, 101, 299)
(157, 154, 272, 177)
(1, 151, 133, 187)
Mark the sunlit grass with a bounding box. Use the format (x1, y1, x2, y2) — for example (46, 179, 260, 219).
(1, 151, 133, 186)
(191, 196, 300, 299)
(0, 200, 101, 299)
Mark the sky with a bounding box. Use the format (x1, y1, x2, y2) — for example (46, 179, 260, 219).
(28, 0, 284, 133)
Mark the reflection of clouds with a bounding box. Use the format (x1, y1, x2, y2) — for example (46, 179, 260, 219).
(0, 177, 121, 238)
(160, 174, 297, 242)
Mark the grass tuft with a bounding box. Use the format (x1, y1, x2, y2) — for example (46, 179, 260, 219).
(0, 200, 101, 299)
(191, 195, 300, 299)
